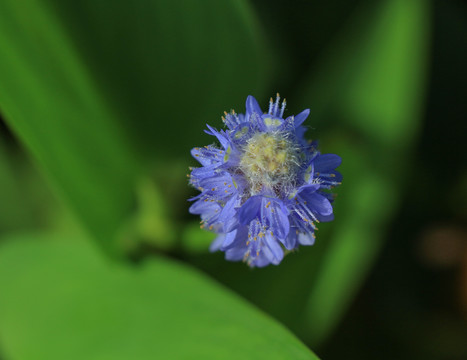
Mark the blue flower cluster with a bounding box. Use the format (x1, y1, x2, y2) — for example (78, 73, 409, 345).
(189, 95, 342, 267)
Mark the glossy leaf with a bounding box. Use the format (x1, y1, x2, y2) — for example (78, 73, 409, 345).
(0, 235, 318, 360)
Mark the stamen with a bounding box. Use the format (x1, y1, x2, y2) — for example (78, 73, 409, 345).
(280, 98, 286, 118)
(274, 93, 280, 116)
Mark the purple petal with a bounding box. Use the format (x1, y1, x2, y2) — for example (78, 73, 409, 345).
(219, 195, 240, 232)
(295, 183, 320, 197)
(245, 95, 263, 118)
(237, 196, 262, 225)
(294, 109, 310, 127)
(265, 233, 284, 262)
(225, 245, 247, 261)
(209, 234, 225, 252)
(260, 198, 290, 240)
(189, 197, 220, 215)
(315, 213, 334, 222)
(249, 111, 265, 130)
(221, 230, 237, 250)
(298, 232, 316, 246)
(191, 146, 223, 166)
(199, 172, 237, 200)
(309, 192, 333, 216)
(205, 124, 230, 149)
(190, 165, 218, 182)
(283, 229, 297, 250)
(314, 154, 342, 172)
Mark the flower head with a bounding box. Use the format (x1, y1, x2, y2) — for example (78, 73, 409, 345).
(188, 94, 342, 267)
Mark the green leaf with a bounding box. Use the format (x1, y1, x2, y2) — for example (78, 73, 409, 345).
(0, 0, 140, 255)
(293, 0, 430, 344)
(0, 138, 65, 233)
(0, 235, 318, 360)
(0, 141, 31, 232)
(0, 0, 272, 254)
(43, 0, 272, 157)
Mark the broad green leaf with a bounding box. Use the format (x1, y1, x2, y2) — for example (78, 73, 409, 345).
(293, 0, 430, 344)
(0, 138, 65, 234)
(0, 0, 272, 254)
(0, 235, 318, 360)
(44, 0, 272, 158)
(0, 0, 140, 255)
(0, 141, 31, 232)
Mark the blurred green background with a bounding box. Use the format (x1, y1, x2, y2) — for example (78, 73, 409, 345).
(0, 0, 466, 359)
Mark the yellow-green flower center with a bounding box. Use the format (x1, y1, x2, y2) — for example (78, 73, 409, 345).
(239, 132, 299, 193)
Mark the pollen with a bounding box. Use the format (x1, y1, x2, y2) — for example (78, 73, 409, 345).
(239, 132, 300, 194)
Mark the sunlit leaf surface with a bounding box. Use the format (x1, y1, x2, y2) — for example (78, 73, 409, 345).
(0, 235, 318, 360)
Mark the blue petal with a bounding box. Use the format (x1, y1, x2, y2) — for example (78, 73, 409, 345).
(245, 95, 263, 118)
(249, 111, 264, 130)
(298, 232, 316, 246)
(191, 146, 224, 166)
(315, 212, 334, 222)
(314, 154, 342, 172)
(260, 197, 290, 240)
(219, 195, 240, 232)
(294, 109, 310, 127)
(190, 165, 219, 186)
(222, 226, 248, 251)
(265, 232, 284, 262)
(331, 170, 343, 183)
(205, 124, 230, 149)
(199, 172, 237, 200)
(295, 183, 320, 197)
(188, 197, 220, 215)
(294, 125, 308, 143)
(220, 230, 237, 250)
(237, 195, 262, 225)
(284, 229, 298, 250)
(209, 234, 225, 252)
(308, 192, 333, 216)
(225, 245, 247, 261)
(254, 245, 279, 267)
(251, 255, 271, 267)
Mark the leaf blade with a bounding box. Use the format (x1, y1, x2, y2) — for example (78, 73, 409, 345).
(0, 0, 141, 254)
(0, 235, 318, 360)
